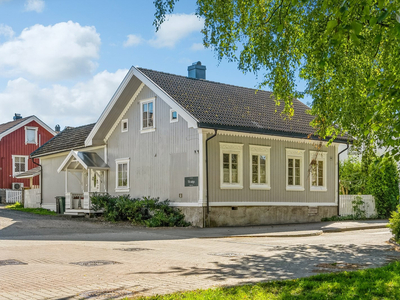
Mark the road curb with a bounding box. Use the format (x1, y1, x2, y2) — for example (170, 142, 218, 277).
(322, 224, 388, 233)
(197, 224, 388, 239)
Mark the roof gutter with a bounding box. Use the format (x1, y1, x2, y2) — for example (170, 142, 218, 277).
(337, 143, 349, 216)
(31, 158, 43, 205)
(205, 129, 217, 227)
(198, 123, 350, 144)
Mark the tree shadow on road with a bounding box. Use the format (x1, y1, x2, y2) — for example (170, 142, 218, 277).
(130, 243, 400, 282)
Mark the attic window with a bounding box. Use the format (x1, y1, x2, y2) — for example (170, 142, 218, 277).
(121, 119, 128, 132)
(170, 109, 178, 123)
(140, 98, 155, 133)
(25, 126, 38, 145)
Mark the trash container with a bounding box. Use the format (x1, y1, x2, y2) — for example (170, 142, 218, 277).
(55, 196, 66, 214)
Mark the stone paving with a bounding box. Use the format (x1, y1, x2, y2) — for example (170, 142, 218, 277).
(0, 207, 398, 300)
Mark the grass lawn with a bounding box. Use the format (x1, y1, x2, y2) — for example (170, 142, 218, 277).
(133, 261, 400, 300)
(5, 202, 57, 216)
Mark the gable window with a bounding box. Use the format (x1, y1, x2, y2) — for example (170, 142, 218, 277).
(286, 149, 305, 191)
(249, 145, 271, 190)
(13, 155, 28, 177)
(140, 98, 155, 133)
(220, 142, 243, 189)
(115, 158, 130, 192)
(25, 126, 38, 145)
(310, 151, 327, 191)
(170, 109, 178, 123)
(121, 119, 128, 132)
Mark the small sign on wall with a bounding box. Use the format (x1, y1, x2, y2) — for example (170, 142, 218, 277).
(185, 176, 198, 187)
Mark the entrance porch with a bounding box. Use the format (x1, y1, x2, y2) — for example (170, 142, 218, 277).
(57, 151, 109, 215)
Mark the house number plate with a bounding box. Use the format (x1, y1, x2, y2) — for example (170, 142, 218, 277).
(185, 176, 198, 187)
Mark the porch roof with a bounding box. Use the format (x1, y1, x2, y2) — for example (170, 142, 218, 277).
(57, 150, 109, 173)
(15, 166, 41, 178)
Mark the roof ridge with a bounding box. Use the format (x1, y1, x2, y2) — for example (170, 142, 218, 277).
(137, 67, 276, 95)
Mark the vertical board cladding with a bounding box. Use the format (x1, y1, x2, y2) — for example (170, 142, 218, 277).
(40, 147, 106, 211)
(107, 86, 199, 203)
(208, 133, 337, 204)
(0, 120, 54, 189)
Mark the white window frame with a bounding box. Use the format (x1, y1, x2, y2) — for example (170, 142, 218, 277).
(309, 151, 328, 192)
(170, 109, 178, 123)
(140, 97, 156, 133)
(12, 155, 28, 177)
(249, 145, 271, 190)
(220, 142, 243, 189)
(115, 158, 130, 192)
(121, 119, 128, 133)
(25, 126, 38, 145)
(286, 148, 305, 191)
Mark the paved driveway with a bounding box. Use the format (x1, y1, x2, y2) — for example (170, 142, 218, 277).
(0, 206, 398, 300)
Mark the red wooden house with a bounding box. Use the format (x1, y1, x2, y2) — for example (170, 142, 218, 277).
(0, 115, 56, 189)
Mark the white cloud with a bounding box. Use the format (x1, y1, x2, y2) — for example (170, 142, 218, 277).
(0, 69, 128, 128)
(123, 34, 143, 47)
(191, 42, 205, 51)
(24, 0, 45, 12)
(0, 21, 101, 81)
(0, 24, 14, 38)
(149, 14, 203, 48)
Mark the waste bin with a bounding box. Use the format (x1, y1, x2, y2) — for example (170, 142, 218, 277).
(55, 196, 66, 214)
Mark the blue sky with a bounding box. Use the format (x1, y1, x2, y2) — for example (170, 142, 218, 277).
(0, 0, 309, 129)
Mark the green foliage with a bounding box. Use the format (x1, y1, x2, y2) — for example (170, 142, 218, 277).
(352, 195, 366, 219)
(153, 1, 400, 153)
(339, 156, 363, 195)
(388, 205, 400, 243)
(340, 155, 399, 218)
(365, 156, 400, 218)
(90, 194, 190, 227)
(136, 262, 400, 299)
(5, 202, 57, 215)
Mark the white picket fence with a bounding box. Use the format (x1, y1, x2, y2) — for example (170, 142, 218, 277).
(24, 188, 41, 208)
(339, 195, 377, 217)
(5, 189, 23, 204)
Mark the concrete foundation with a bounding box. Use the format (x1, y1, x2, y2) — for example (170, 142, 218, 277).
(178, 206, 206, 228)
(178, 205, 337, 227)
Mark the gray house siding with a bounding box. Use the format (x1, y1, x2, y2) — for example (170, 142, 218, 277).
(107, 86, 199, 204)
(207, 134, 337, 204)
(40, 147, 106, 211)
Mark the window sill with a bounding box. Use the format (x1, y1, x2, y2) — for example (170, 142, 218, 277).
(250, 185, 271, 190)
(140, 128, 156, 134)
(220, 184, 243, 190)
(310, 187, 327, 192)
(115, 188, 130, 193)
(286, 186, 305, 192)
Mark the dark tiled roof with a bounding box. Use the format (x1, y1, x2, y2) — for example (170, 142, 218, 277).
(31, 123, 95, 157)
(139, 68, 346, 141)
(0, 116, 33, 135)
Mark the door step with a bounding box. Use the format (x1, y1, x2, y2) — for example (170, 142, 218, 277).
(63, 211, 86, 216)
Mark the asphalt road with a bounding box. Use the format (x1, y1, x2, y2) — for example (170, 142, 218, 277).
(0, 206, 399, 300)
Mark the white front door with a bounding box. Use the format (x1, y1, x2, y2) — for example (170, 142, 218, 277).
(91, 171, 100, 193)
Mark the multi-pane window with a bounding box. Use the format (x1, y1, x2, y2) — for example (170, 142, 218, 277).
(310, 151, 327, 191)
(288, 158, 301, 186)
(13, 156, 27, 176)
(249, 145, 271, 190)
(25, 127, 37, 144)
(115, 159, 129, 191)
(223, 153, 239, 183)
(141, 100, 154, 130)
(220, 143, 243, 189)
(286, 149, 305, 191)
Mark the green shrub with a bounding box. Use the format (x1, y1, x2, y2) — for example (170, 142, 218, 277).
(90, 194, 190, 227)
(365, 156, 399, 218)
(388, 205, 400, 243)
